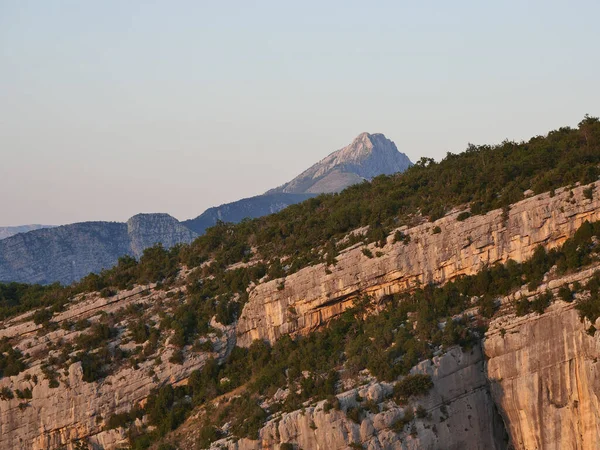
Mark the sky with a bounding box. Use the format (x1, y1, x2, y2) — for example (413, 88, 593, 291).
(1, 1, 599, 226)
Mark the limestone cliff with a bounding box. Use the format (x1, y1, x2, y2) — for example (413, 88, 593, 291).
(3, 181, 600, 449)
(197, 347, 507, 450)
(0, 284, 231, 450)
(237, 181, 600, 347)
(0, 213, 197, 285)
(485, 267, 600, 450)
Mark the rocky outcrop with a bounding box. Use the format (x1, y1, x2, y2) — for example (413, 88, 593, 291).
(485, 267, 600, 450)
(267, 132, 412, 195)
(202, 346, 506, 450)
(0, 213, 197, 285)
(183, 193, 315, 235)
(0, 285, 231, 450)
(237, 181, 600, 347)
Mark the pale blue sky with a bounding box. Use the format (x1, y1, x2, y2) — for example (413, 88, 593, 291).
(1, 1, 599, 226)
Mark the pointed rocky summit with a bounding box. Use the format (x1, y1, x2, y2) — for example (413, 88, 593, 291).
(267, 132, 412, 194)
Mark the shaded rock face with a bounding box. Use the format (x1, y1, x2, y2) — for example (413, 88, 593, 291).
(126, 213, 198, 257)
(267, 132, 412, 195)
(183, 193, 315, 235)
(0, 213, 197, 285)
(210, 347, 507, 450)
(485, 271, 600, 450)
(0, 225, 55, 241)
(237, 181, 600, 347)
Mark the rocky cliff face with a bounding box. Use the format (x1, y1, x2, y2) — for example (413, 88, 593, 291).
(0, 284, 232, 450)
(200, 346, 507, 450)
(267, 132, 412, 195)
(485, 266, 600, 450)
(3, 181, 600, 449)
(0, 214, 197, 285)
(127, 213, 198, 257)
(237, 182, 600, 347)
(232, 181, 600, 449)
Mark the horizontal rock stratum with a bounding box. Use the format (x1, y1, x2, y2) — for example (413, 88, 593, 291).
(237, 181, 600, 347)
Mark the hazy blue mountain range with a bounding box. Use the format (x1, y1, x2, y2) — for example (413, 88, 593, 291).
(0, 132, 411, 284)
(182, 193, 316, 235)
(0, 214, 196, 285)
(0, 224, 55, 240)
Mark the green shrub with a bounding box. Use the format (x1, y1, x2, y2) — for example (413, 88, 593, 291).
(169, 349, 184, 365)
(416, 404, 429, 418)
(456, 211, 471, 221)
(394, 374, 433, 401)
(0, 386, 14, 400)
(558, 285, 573, 302)
(0, 339, 27, 378)
(531, 290, 553, 314)
(346, 406, 362, 424)
(33, 308, 53, 325)
(394, 231, 411, 245)
(515, 298, 531, 316)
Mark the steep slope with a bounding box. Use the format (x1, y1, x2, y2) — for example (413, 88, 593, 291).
(237, 181, 600, 346)
(0, 284, 234, 449)
(0, 225, 55, 240)
(0, 214, 197, 285)
(1, 119, 599, 449)
(183, 193, 315, 235)
(1, 181, 599, 449)
(267, 132, 412, 194)
(176, 346, 508, 450)
(485, 269, 600, 450)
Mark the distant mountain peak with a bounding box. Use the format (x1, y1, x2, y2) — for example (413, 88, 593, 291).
(267, 132, 412, 195)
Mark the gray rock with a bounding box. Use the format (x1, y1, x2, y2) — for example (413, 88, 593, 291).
(0, 213, 197, 285)
(267, 132, 412, 195)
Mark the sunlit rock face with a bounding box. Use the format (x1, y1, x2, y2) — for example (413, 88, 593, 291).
(0, 285, 233, 450)
(267, 132, 412, 195)
(485, 266, 600, 450)
(238, 181, 600, 347)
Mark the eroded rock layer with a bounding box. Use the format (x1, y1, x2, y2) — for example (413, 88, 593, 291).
(485, 266, 600, 450)
(237, 182, 600, 347)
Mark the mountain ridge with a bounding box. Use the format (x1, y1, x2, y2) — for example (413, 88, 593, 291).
(0, 213, 196, 285)
(0, 224, 55, 240)
(0, 131, 412, 285)
(267, 132, 412, 194)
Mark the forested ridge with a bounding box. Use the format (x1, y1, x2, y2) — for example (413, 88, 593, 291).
(2, 116, 600, 449)
(2, 116, 599, 322)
